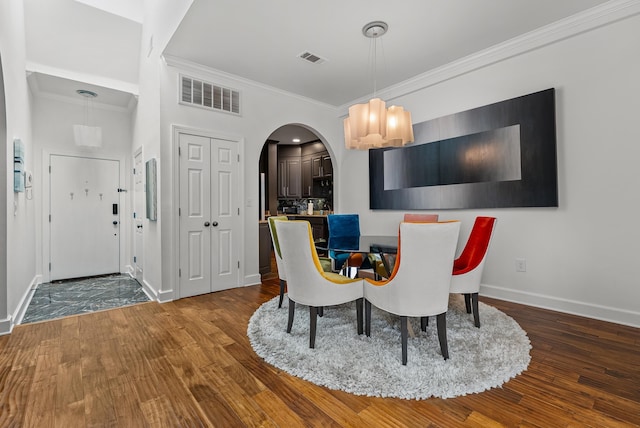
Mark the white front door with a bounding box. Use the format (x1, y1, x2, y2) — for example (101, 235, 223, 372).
(50, 155, 120, 280)
(179, 133, 240, 298)
(133, 149, 144, 285)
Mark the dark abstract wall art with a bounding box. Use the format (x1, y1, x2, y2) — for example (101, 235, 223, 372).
(369, 88, 558, 209)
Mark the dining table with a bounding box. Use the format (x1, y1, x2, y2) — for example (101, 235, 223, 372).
(317, 235, 399, 277)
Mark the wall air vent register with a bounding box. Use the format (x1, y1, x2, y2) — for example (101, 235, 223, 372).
(180, 75, 240, 115)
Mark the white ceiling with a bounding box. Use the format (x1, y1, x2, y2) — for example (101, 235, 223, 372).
(267, 125, 321, 145)
(28, 72, 136, 111)
(24, 0, 142, 108)
(164, 0, 609, 107)
(25, 0, 612, 115)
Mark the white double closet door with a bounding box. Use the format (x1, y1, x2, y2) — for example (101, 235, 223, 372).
(179, 133, 240, 298)
(50, 155, 120, 281)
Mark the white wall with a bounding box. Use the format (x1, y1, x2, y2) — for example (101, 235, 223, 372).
(23, 0, 141, 93)
(342, 13, 640, 327)
(149, 9, 640, 327)
(13, 0, 631, 331)
(130, 0, 192, 300)
(157, 59, 344, 298)
(0, 0, 36, 333)
(135, 0, 350, 301)
(31, 95, 134, 284)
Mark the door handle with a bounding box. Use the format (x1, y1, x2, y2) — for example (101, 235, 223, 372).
(113, 221, 119, 225)
(137, 224, 143, 229)
(204, 221, 210, 227)
(212, 221, 219, 227)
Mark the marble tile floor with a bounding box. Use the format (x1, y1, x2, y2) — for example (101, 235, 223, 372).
(21, 274, 151, 324)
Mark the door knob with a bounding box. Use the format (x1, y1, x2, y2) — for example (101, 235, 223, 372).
(204, 221, 210, 227)
(212, 221, 219, 227)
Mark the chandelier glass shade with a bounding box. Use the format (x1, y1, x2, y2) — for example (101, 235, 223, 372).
(344, 99, 413, 149)
(344, 22, 414, 150)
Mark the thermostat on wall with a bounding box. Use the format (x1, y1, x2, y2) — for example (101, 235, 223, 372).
(24, 171, 33, 188)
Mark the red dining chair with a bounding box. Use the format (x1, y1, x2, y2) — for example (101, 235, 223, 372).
(450, 216, 497, 328)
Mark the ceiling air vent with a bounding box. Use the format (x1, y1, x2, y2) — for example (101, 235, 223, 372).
(180, 75, 241, 115)
(298, 51, 326, 64)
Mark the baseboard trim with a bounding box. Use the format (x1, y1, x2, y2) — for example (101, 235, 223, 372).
(141, 279, 157, 299)
(0, 317, 12, 335)
(156, 288, 174, 303)
(11, 275, 42, 328)
(124, 264, 135, 277)
(136, 277, 173, 303)
(244, 274, 262, 287)
(480, 284, 640, 328)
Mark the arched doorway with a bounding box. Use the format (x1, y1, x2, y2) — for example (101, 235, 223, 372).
(258, 124, 333, 218)
(257, 124, 334, 277)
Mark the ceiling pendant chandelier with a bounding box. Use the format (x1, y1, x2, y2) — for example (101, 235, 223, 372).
(344, 21, 414, 150)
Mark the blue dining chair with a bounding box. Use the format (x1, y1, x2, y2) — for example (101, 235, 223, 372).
(327, 214, 366, 271)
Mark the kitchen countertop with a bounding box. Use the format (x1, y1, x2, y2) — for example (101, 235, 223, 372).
(261, 213, 333, 221)
(286, 214, 329, 218)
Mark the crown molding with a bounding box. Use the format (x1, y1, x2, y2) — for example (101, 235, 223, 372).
(339, 0, 640, 114)
(162, 54, 339, 113)
(34, 91, 134, 113)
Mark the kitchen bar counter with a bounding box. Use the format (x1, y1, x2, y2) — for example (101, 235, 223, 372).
(285, 214, 329, 218)
(280, 214, 330, 242)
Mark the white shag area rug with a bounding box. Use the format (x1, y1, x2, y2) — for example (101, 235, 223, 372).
(247, 295, 531, 400)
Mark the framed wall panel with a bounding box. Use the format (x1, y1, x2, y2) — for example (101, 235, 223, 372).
(369, 88, 558, 209)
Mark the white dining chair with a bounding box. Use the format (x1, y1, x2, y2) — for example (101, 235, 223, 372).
(364, 221, 460, 365)
(276, 220, 365, 348)
(267, 215, 289, 308)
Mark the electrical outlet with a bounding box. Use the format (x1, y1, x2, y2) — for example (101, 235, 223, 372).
(515, 258, 527, 272)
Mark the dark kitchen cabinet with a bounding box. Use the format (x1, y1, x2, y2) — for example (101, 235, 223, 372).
(277, 146, 302, 198)
(312, 151, 332, 178)
(301, 156, 312, 197)
(276, 142, 332, 199)
(259, 221, 271, 275)
(278, 157, 301, 198)
(321, 154, 333, 176)
(289, 215, 328, 242)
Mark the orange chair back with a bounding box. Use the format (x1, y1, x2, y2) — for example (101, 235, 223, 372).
(453, 217, 496, 275)
(403, 213, 439, 223)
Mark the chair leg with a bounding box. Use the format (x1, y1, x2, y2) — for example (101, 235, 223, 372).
(309, 306, 318, 348)
(471, 292, 480, 328)
(278, 279, 286, 308)
(400, 316, 408, 365)
(287, 300, 295, 333)
(420, 316, 428, 331)
(436, 312, 449, 360)
(464, 293, 472, 313)
(356, 298, 363, 335)
(365, 300, 372, 337)
(318, 306, 324, 317)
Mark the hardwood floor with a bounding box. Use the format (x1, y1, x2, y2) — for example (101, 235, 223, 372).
(1, 277, 639, 427)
